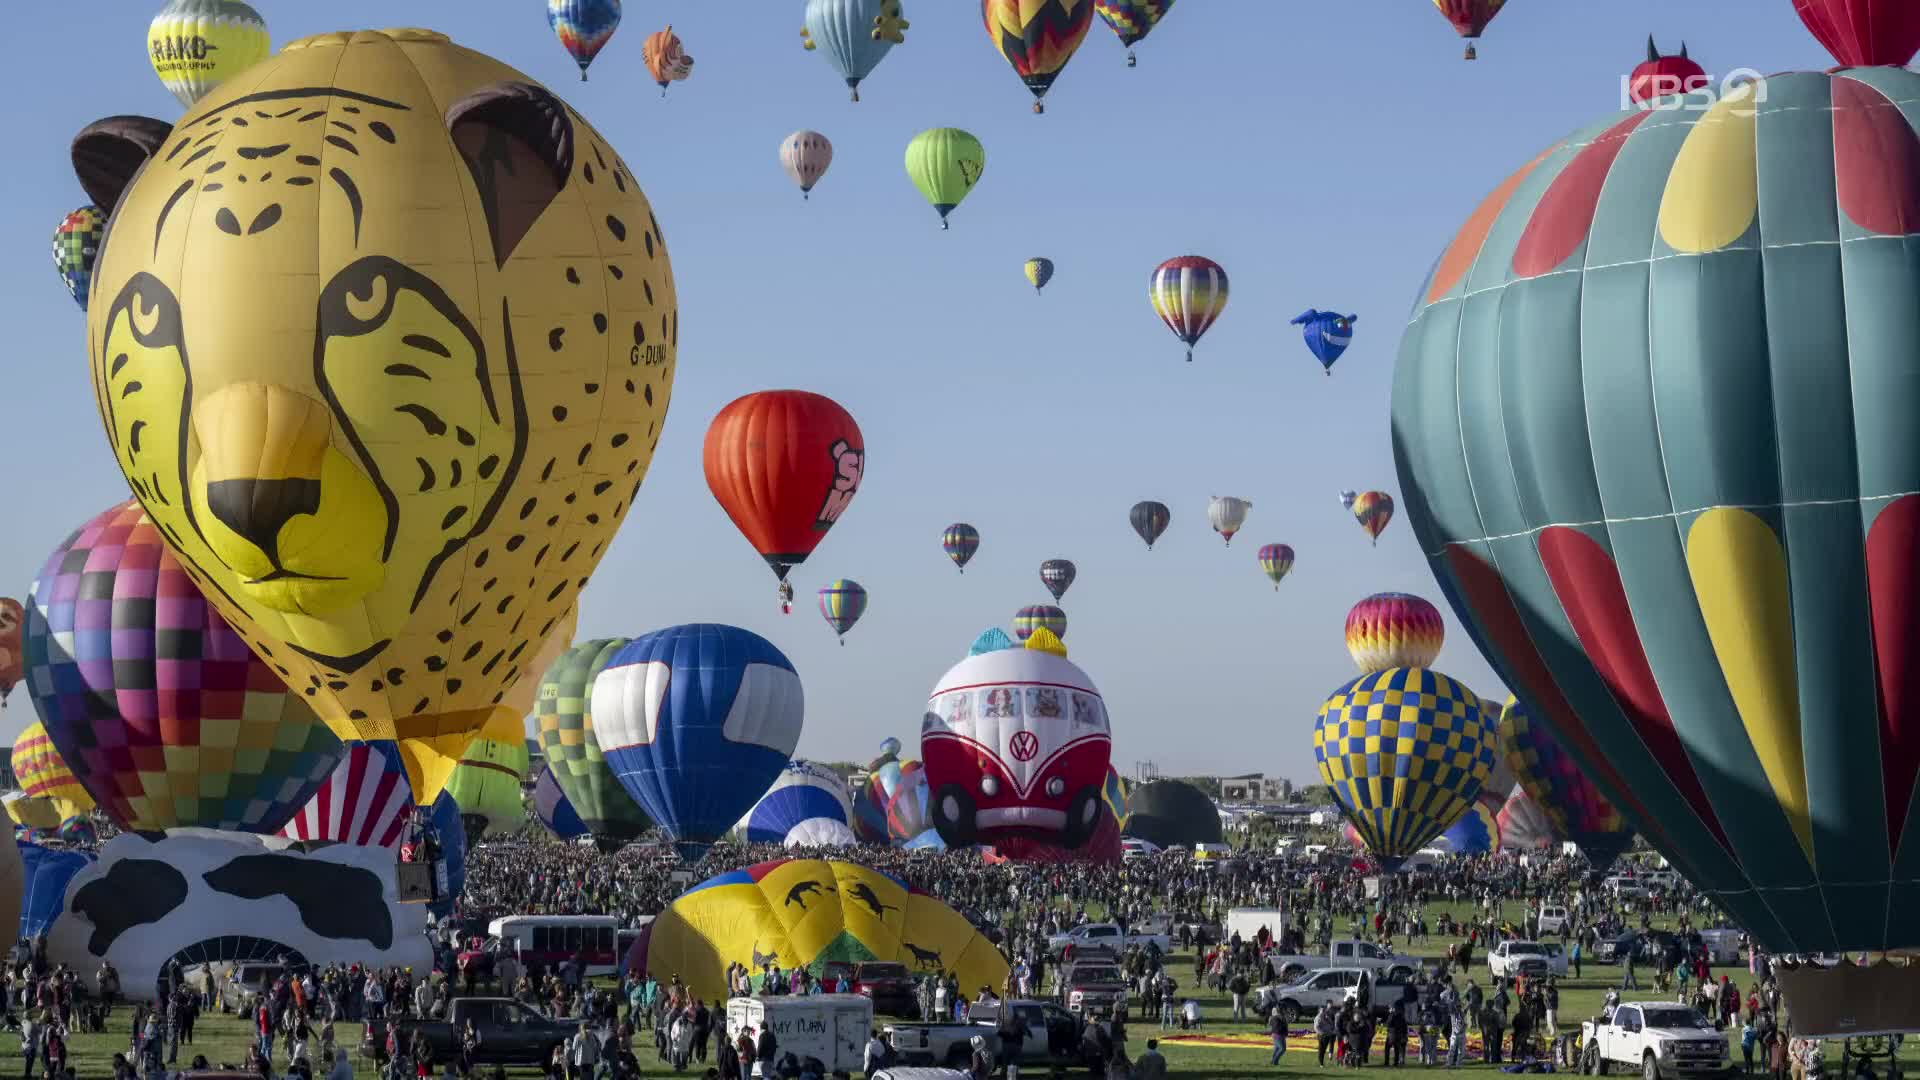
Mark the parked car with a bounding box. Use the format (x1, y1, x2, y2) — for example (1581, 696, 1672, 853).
(1593, 931, 1649, 965)
(1580, 1002, 1729, 1079)
(389, 998, 574, 1068)
(1046, 922, 1172, 958)
(1255, 968, 1413, 1025)
(823, 960, 919, 1018)
(221, 963, 287, 1016)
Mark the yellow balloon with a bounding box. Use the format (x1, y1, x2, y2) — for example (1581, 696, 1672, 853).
(2, 794, 60, 831)
(11, 722, 94, 824)
(79, 29, 678, 806)
(148, 0, 272, 108)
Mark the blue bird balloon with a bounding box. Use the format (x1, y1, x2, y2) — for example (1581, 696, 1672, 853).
(1291, 309, 1358, 375)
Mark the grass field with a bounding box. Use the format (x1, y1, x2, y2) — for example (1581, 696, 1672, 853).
(1, 899, 1762, 1079)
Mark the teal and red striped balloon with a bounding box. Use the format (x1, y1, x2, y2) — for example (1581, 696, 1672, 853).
(818, 579, 868, 644)
(1393, 65, 1920, 951)
(941, 523, 980, 572)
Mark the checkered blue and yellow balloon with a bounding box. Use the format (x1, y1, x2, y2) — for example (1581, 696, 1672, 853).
(1313, 667, 1495, 871)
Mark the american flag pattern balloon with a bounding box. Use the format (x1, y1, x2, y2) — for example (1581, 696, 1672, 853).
(280, 740, 414, 848)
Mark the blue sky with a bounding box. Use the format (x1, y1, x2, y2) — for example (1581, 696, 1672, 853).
(0, 2, 1835, 779)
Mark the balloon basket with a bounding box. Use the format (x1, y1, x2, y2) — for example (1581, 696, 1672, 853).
(1464, 44, 1478, 60)
(1126, 51, 1138, 68)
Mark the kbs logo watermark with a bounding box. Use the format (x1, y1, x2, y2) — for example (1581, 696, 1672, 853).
(1620, 69, 1768, 114)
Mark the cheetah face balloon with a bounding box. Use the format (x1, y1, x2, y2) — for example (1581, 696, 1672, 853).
(75, 29, 677, 802)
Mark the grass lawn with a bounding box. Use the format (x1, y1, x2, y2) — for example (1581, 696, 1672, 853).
(0, 900, 1758, 1078)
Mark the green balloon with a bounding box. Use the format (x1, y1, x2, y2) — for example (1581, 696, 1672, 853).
(535, 638, 654, 842)
(442, 728, 530, 840)
(905, 127, 985, 229)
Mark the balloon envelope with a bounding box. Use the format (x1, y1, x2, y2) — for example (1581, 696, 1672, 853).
(532, 767, 589, 840)
(740, 760, 855, 847)
(1122, 780, 1221, 849)
(942, 524, 980, 571)
(10, 724, 93, 825)
(441, 711, 530, 839)
(148, 0, 271, 107)
(1011, 605, 1067, 642)
(548, 0, 622, 79)
(280, 740, 415, 848)
(781, 131, 834, 195)
(535, 639, 655, 842)
(703, 391, 865, 584)
(802, 0, 909, 100)
(905, 128, 985, 227)
(1499, 698, 1632, 869)
(1151, 257, 1228, 360)
(1129, 501, 1170, 549)
(1345, 592, 1445, 673)
(18, 843, 91, 940)
(982, 0, 1095, 110)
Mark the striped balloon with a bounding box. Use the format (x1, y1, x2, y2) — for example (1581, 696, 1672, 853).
(1498, 789, 1558, 852)
(942, 523, 980, 573)
(1498, 698, 1633, 869)
(535, 639, 654, 843)
(1257, 543, 1295, 589)
(1313, 667, 1494, 871)
(280, 741, 415, 848)
(10, 724, 93, 824)
(780, 131, 834, 198)
(818, 579, 868, 644)
(1012, 604, 1067, 642)
(1345, 592, 1445, 673)
(1350, 491, 1395, 544)
(1150, 255, 1228, 361)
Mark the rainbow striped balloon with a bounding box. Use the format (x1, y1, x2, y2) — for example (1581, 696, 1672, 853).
(1012, 604, 1067, 642)
(819, 579, 868, 644)
(10, 723, 93, 824)
(1350, 490, 1395, 544)
(1345, 592, 1445, 673)
(942, 523, 980, 572)
(1257, 543, 1295, 589)
(1150, 255, 1228, 361)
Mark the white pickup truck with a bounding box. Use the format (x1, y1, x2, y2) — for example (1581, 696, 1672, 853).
(1264, 938, 1423, 983)
(1580, 1002, 1730, 1080)
(1256, 967, 1414, 1025)
(1045, 922, 1172, 957)
(1488, 940, 1569, 979)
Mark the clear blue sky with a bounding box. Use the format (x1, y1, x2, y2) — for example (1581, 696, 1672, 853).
(0, 2, 1833, 780)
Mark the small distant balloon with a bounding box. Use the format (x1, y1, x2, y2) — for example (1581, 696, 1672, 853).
(1130, 501, 1171, 550)
(1025, 258, 1055, 295)
(1094, 0, 1175, 66)
(801, 0, 909, 102)
(548, 0, 622, 81)
(1257, 544, 1295, 590)
(1350, 491, 1395, 545)
(1208, 496, 1251, 545)
(818, 579, 868, 645)
(1292, 310, 1358, 375)
(1151, 256, 1228, 362)
(1012, 605, 1066, 642)
(1040, 559, 1076, 602)
(906, 128, 985, 229)
(643, 25, 693, 95)
(942, 524, 980, 573)
(148, 0, 271, 107)
(51, 208, 105, 310)
(1338, 490, 1357, 511)
(781, 131, 834, 199)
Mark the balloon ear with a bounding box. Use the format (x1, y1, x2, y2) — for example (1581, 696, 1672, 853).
(71, 116, 175, 215)
(1679, 42, 1690, 60)
(446, 82, 575, 269)
(1646, 35, 1660, 62)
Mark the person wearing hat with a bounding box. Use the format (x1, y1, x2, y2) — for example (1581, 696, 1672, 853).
(968, 1034, 994, 1080)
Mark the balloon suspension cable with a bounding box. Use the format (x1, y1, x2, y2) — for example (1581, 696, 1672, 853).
(839, 638, 845, 647)
(661, 87, 668, 99)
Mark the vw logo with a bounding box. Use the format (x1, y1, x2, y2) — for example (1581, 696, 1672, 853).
(1008, 731, 1040, 762)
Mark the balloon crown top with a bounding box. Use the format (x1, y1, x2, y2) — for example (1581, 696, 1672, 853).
(1024, 627, 1067, 657)
(285, 28, 451, 51)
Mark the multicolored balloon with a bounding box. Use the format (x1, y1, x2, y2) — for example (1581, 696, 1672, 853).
(1497, 789, 1557, 852)
(983, 0, 1096, 113)
(886, 759, 941, 848)
(1039, 559, 1076, 602)
(1345, 592, 1445, 673)
(801, 0, 909, 102)
(1208, 496, 1251, 545)
(905, 128, 985, 229)
(548, 0, 622, 80)
(704, 391, 864, 609)
(280, 740, 415, 848)
(941, 523, 980, 573)
(1313, 667, 1494, 872)
(1350, 490, 1395, 545)
(147, 0, 271, 107)
(642, 25, 693, 95)
(1012, 605, 1067, 642)
(593, 624, 804, 859)
(818, 579, 868, 644)
(1093, 0, 1173, 66)
(1431, 0, 1507, 59)
(1257, 544, 1295, 590)
(25, 502, 342, 834)
(51, 208, 105, 311)
(781, 131, 834, 199)
(1130, 501, 1171, 550)
(1498, 699, 1632, 870)
(532, 766, 589, 840)
(1102, 764, 1131, 829)
(0, 599, 20, 707)
(535, 639, 655, 844)
(1291, 310, 1357, 375)
(1150, 256, 1228, 361)
(739, 760, 856, 847)
(1438, 791, 1504, 855)
(1025, 257, 1055, 294)
(10, 725, 94, 826)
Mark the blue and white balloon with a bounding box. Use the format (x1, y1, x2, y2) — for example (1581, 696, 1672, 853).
(740, 760, 855, 848)
(1290, 309, 1358, 375)
(592, 624, 804, 859)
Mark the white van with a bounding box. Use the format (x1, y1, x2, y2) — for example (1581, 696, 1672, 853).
(1536, 905, 1570, 936)
(727, 995, 873, 1077)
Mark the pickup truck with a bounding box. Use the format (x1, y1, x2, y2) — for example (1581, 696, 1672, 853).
(1581, 1002, 1730, 1080)
(1488, 940, 1567, 979)
(1255, 967, 1412, 1025)
(1045, 922, 1171, 958)
(1263, 938, 1423, 983)
(389, 997, 576, 1068)
(884, 1021, 1001, 1070)
(968, 999, 1092, 1070)
(1060, 956, 1129, 1019)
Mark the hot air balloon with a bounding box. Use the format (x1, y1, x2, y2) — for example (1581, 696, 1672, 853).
(1432, 0, 1507, 59)
(51, 208, 105, 312)
(10, 725, 94, 827)
(0, 599, 20, 706)
(24, 502, 343, 834)
(18, 842, 90, 940)
(147, 0, 271, 108)
(869, 737, 904, 772)
(1794, 0, 1920, 67)
(941, 523, 980, 572)
(631, 858, 1008, 1000)
(1208, 496, 1251, 545)
(643, 25, 694, 96)
(1039, 559, 1076, 601)
(1629, 38, 1709, 105)
(1498, 789, 1558, 852)
(549, 0, 622, 80)
(819, 579, 868, 645)
(1102, 765, 1131, 829)
(923, 626, 1111, 849)
(592, 625, 803, 859)
(1338, 490, 1358, 511)
(885, 760, 943, 848)
(704, 391, 864, 612)
(441, 710, 530, 840)
(781, 131, 834, 199)
(1150, 256, 1229, 361)
(1012, 605, 1067, 642)
(1025, 257, 1055, 295)
(1498, 699, 1633, 870)
(1314, 668, 1494, 872)
(850, 768, 893, 843)
(1257, 544, 1295, 589)
(532, 766, 590, 840)
(1129, 501, 1170, 550)
(1123, 779, 1221, 848)
(905, 128, 985, 229)
(1094, 0, 1173, 66)
(535, 639, 656, 844)
(801, 0, 909, 102)
(280, 740, 416, 848)
(739, 760, 856, 847)
(1350, 491, 1395, 544)
(1389, 52, 1920, 956)
(983, 0, 1096, 113)
(1436, 791, 1504, 855)
(81, 31, 678, 810)
(1292, 310, 1358, 375)
(1345, 593, 1445, 672)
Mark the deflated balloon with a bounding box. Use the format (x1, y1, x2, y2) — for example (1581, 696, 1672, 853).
(801, 0, 909, 101)
(147, 0, 271, 107)
(548, 0, 622, 80)
(535, 639, 655, 843)
(82, 30, 678, 808)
